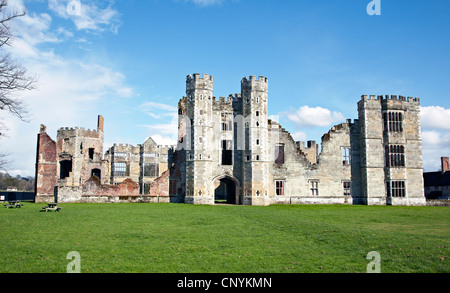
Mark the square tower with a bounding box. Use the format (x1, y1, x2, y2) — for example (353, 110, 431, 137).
(358, 95, 425, 205)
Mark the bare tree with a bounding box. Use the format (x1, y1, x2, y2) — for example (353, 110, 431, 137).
(0, 152, 10, 171)
(0, 0, 37, 169)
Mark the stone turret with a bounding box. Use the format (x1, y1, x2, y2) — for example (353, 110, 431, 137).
(241, 76, 270, 205)
(185, 73, 215, 204)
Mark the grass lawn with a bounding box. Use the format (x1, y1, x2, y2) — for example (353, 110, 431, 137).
(0, 203, 448, 273)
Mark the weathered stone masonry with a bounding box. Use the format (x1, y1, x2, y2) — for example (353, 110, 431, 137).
(35, 73, 426, 206)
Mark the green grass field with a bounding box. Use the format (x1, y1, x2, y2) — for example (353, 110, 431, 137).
(0, 203, 448, 273)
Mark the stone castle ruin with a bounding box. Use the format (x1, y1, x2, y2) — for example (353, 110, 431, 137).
(35, 73, 426, 206)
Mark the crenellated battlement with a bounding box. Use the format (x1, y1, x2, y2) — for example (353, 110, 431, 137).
(241, 75, 268, 93)
(241, 75, 268, 83)
(186, 73, 213, 82)
(213, 94, 238, 103)
(361, 94, 420, 103)
(57, 126, 101, 138)
(186, 73, 214, 92)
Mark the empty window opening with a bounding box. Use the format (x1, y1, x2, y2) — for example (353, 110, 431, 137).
(91, 168, 101, 179)
(143, 183, 151, 195)
(60, 160, 72, 179)
(221, 113, 232, 131)
(276, 180, 285, 196)
(89, 148, 94, 160)
(343, 181, 351, 196)
(342, 147, 350, 165)
(144, 163, 159, 177)
(310, 180, 319, 196)
(221, 140, 232, 165)
(275, 144, 285, 164)
(169, 180, 178, 196)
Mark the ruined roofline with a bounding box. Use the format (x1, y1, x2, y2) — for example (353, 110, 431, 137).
(361, 94, 420, 103)
(296, 140, 317, 149)
(321, 121, 352, 142)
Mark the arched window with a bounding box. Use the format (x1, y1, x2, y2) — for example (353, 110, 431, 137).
(91, 168, 101, 179)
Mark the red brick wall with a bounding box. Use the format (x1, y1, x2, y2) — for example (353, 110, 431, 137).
(148, 170, 170, 196)
(35, 128, 57, 197)
(82, 176, 139, 197)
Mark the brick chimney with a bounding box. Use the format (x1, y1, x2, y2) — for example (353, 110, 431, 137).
(97, 115, 104, 132)
(441, 157, 449, 173)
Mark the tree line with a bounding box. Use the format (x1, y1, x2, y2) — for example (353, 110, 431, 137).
(0, 172, 34, 192)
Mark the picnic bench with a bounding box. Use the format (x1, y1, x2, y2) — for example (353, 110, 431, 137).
(42, 203, 62, 212)
(3, 201, 24, 208)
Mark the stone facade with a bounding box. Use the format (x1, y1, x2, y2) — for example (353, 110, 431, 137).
(35, 73, 426, 206)
(174, 74, 425, 206)
(103, 137, 172, 195)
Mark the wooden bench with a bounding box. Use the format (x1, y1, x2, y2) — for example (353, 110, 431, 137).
(43, 206, 62, 212)
(42, 203, 62, 212)
(4, 201, 24, 208)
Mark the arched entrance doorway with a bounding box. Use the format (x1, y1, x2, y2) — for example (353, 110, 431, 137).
(214, 176, 238, 204)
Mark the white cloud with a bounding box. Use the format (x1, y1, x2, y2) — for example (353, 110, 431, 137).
(421, 130, 450, 172)
(420, 106, 450, 130)
(422, 130, 442, 147)
(286, 105, 345, 129)
(139, 121, 178, 147)
(48, 0, 121, 33)
(419, 106, 450, 171)
(0, 1, 130, 176)
(141, 102, 178, 113)
(191, 0, 224, 6)
(291, 131, 308, 142)
(137, 101, 178, 146)
(151, 134, 177, 146)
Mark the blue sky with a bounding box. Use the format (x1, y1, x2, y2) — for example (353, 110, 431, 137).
(1, 0, 449, 176)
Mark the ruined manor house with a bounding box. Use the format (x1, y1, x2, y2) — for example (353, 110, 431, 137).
(35, 73, 426, 206)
